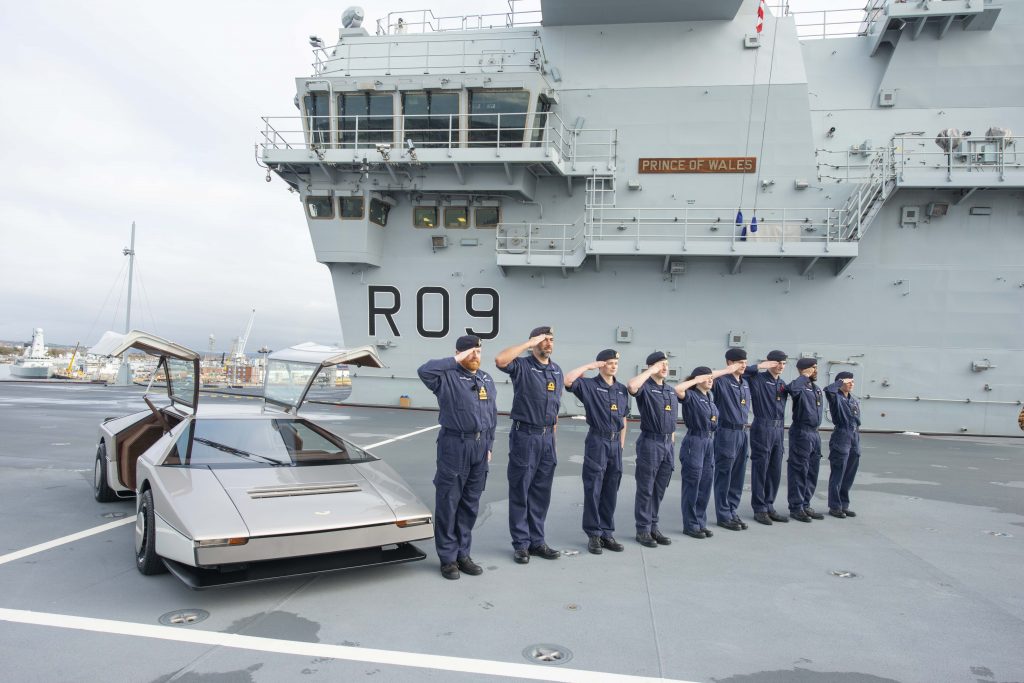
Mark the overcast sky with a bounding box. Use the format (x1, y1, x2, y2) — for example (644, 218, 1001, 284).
(0, 0, 841, 352)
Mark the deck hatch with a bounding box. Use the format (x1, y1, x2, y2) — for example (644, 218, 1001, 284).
(248, 482, 362, 499)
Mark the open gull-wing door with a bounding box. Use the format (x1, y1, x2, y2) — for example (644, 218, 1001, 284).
(263, 342, 384, 414)
(89, 330, 201, 411)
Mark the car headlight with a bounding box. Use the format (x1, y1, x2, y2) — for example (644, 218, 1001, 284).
(396, 516, 431, 528)
(194, 537, 249, 548)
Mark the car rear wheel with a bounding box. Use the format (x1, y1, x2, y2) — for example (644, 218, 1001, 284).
(93, 443, 117, 503)
(135, 488, 167, 575)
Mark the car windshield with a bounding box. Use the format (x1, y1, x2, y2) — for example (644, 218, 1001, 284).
(164, 418, 377, 468)
(264, 358, 352, 410)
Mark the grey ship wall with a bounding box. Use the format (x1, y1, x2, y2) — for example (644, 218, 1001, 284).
(300, 4, 1022, 436)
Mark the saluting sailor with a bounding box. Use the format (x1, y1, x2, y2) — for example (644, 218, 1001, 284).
(712, 348, 755, 531)
(564, 349, 630, 554)
(676, 364, 735, 539)
(495, 326, 563, 564)
(824, 371, 862, 519)
(417, 335, 497, 580)
(744, 350, 791, 525)
(627, 352, 678, 548)
(787, 358, 826, 522)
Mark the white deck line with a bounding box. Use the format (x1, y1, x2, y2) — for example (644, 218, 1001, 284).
(0, 608, 693, 683)
(0, 517, 134, 566)
(362, 423, 440, 449)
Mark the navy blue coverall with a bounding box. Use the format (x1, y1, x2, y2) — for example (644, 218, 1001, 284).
(712, 373, 752, 523)
(417, 357, 497, 565)
(569, 375, 630, 538)
(630, 378, 678, 534)
(825, 381, 862, 512)
(679, 389, 719, 533)
(744, 366, 788, 514)
(498, 355, 563, 550)
(787, 375, 824, 513)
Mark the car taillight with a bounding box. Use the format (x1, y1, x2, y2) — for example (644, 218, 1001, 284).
(194, 537, 249, 547)
(396, 516, 431, 528)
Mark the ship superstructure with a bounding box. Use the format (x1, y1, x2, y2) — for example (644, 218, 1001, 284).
(11, 328, 54, 379)
(260, 0, 1023, 435)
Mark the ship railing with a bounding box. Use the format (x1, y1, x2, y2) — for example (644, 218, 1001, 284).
(260, 113, 616, 171)
(891, 134, 1022, 185)
(584, 206, 850, 252)
(312, 31, 544, 76)
(374, 2, 541, 36)
(816, 145, 894, 184)
(495, 219, 586, 264)
(767, 1, 887, 40)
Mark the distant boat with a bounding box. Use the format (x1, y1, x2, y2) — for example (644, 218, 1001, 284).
(11, 328, 54, 379)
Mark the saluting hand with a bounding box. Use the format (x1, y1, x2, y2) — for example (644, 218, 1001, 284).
(592, 360, 607, 371)
(528, 334, 549, 348)
(455, 347, 480, 363)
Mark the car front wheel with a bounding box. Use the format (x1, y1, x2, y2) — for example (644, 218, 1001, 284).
(93, 443, 117, 503)
(135, 488, 167, 575)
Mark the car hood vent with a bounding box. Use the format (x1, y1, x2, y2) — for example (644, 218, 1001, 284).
(247, 482, 362, 499)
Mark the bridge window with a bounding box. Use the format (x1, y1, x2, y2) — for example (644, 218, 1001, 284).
(303, 92, 331, 147)
(444, 207, 468, 229)
(305, 196, 335, 220)
(414, 206, 438, 228)
(337, 92, 394, 148)
(475, 206, 500, 228)
(403, 92, 459, 147)
(369, 198, 390, 227)
(340, 196, 365, 219)
(469, 90, 530, 147)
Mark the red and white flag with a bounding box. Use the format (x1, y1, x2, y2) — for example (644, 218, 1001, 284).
(756, 0, 765, 33)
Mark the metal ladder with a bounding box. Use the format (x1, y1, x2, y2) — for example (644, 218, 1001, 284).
(838, 152, 896, 241)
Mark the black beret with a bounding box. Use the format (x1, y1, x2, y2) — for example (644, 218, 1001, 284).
(796, 358, 818, 371)
(725, 347, 747, 362)
(767, 350, 788, 362)
(836, 371, 854, 381)
(455, 335, 481, 352)
(646, 351, 667, 366)
(596, 349, 619, 362)
(530, 326, 553, 338)
(689, 366, 712, 379)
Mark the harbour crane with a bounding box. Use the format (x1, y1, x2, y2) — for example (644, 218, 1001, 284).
(230, 309, 256, 363)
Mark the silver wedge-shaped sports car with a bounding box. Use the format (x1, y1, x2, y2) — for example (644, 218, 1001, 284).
(90, 330, 433, 589)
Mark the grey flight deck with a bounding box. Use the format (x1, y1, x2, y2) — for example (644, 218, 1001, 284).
(0, 381, 1022, 682)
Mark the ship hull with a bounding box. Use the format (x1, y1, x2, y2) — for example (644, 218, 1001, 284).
(11, 364, 53, 379)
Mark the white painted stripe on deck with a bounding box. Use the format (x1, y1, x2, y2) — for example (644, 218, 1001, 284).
(0, 608, 690, 682)
(0, 517, 134, 566)
(362, 424, 440, 449)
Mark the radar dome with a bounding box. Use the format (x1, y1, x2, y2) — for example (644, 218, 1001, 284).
(342, 6, 365, 29)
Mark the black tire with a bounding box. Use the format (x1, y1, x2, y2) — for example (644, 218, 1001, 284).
(93, 443, 117, 503)
(135, 488, 167, 575)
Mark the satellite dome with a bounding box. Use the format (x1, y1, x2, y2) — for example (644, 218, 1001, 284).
(342, 6, 365, 29)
